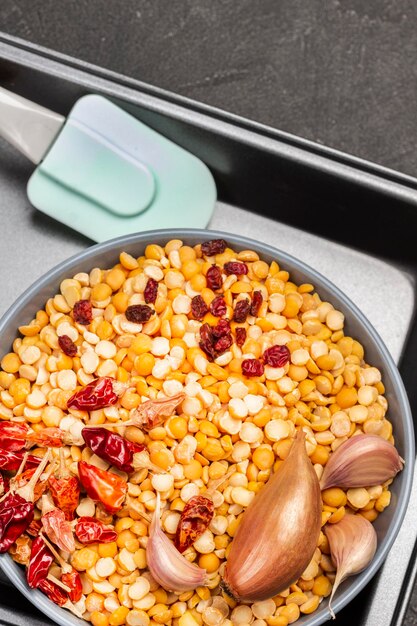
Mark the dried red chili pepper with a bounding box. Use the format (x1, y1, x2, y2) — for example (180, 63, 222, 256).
(223, 261, 248, 275)
(263, 344, 291, 367)
(210, 296, 227, 317)
(61, 569, 83, 602)
(0, 449, 41, 472)
(235, 327, 247, 347)
(75, 516, 117, 544)
(241, 358, 265, 377)
(67, 376, 122, 411)
(26, 518, 42, 537)
(42, 506, 75, 553)
(78, 462, 127, 514)
(251, 290, 263, 317)
(82, 427, 145, 473)
(191, 295, 209, 320)
(0, 472, 8, 496)
(48, 449, 80, 521)
(206, 265, 223, 291)
(26, 535, 54, 588)
(13, 467, 49, 502)
(25, 427, 69, 448)
(38, 577, 68, 606)
(201, 239, 227, 256)
(0, 453, 50, 553)
(233, 299, 251, 323)
(73, 299, 92, 325)
(106, 392, 185, 431)
(58, 334, 78, 357)
(125, 304, 154, 324)
(175, 495, 215, 553)
(144, 278, 158, 304)
(0, 422, 29, 452)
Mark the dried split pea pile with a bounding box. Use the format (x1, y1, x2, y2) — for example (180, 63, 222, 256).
(0, 238, 395, 626)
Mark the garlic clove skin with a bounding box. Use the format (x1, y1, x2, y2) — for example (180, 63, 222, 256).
(325, 513, 377, 619)
(320, 434, 403, 490)
(222, 430, 322, 602)
(146, 492, 207, 592)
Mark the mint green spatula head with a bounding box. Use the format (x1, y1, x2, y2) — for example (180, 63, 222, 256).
(27, 95, 216, 241)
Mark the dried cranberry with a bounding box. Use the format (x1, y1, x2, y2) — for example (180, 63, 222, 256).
(233, 299, 251, 323)
(144, 278, 158, 304)
(214, 334, 233, 353)
(235, 327, 247, 347)
(201, 239, 227, 256)
(224, 261, 248, 276)
(125, 305, 154, 324)
(58, 335, 78, 357)
(191, 295, 209, 320)
(210, 296, 227, 317)
(73, 300, 92, 325)
(199, 324, 217, 360)
(242, 359, 265, 377)
(263, 345, 290, 367)
(251, 291, 263, 317)
(212, 319, 231, 338)
(206, 265, 223, 291)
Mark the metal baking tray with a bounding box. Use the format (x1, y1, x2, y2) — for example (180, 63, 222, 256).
(0, 32, 416, 626)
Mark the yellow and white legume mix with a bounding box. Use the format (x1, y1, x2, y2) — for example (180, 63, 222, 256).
(0, 239, 394, 626)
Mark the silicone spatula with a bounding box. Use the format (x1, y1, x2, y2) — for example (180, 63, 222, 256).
(0, 87, 216, 241)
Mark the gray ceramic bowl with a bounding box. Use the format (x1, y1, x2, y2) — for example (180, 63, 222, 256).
(0, 229, 413, 626)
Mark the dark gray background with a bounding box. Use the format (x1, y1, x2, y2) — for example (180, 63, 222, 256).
(1, 0, 417, 624)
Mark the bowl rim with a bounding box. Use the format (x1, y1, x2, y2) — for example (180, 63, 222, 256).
(0, 227, 414, 626)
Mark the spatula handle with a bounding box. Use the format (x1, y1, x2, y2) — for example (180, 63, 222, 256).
(0, 86, 64, 164)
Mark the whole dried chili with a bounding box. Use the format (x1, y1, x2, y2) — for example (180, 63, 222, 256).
(0, 453, 50, 553)
(75, 516, 117, 544)
(48, 450, 80, 521)
(41, 495, 75, 553)
(105, 392, 185, 430)
(0, 472, 8, 497)
(61, 569, 83, 602)
(0, 422, 28, 452)
(0, 449, 41, 472)
(38, 577, 68, 606)
(26, 535, 54, 588)
(67, 376, 122, 411)
(174, 495, 215, 553)
(82, 427, 145, 473)
(78, 462, 127, 514)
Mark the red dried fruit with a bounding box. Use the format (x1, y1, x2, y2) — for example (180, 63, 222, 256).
(235, 327, 247, 347)
(206, 265, 223, 291)
(144, 278, 158, 304)
(224, 261, 248, 276)
(242, 359, 265, 377)
(199, 324, 217, 361)
(201, 239, 227, 257)
(233, 299, 251, 323)
(58, 335, 77, 357)
(251, 290, 263, 317)
(191, 295, 209, 320)
(212, 319, 231, 338)
(214, 334, 233, 353)
(263, 345, 291, 367)
(125, 305, 154, 324)
(73, 300, 92, 325)
(210, 296, 227, 317)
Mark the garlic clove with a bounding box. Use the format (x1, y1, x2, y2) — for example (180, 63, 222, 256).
(320, 434, 403, 490)
(222, 430, 322, 602)
(146, 492, 207, 592)
(325, 513, 377, 619)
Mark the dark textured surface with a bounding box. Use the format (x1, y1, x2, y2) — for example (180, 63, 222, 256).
(1, 1, 417, 625)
